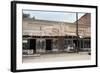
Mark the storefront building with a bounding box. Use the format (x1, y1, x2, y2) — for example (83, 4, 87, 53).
(22, 13, 91, 55)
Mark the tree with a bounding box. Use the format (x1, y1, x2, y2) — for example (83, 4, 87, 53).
(23, 13, 30, 19)
(32, 16, 35, 20)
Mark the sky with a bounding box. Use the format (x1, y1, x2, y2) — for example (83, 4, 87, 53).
(23, 10, 85, 23)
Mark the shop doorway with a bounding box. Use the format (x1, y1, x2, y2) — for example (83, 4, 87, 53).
(46, 39, 52, 51)
(29, 39, 36, 53)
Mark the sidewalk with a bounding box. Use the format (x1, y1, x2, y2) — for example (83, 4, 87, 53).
(22, 52, 91, 63)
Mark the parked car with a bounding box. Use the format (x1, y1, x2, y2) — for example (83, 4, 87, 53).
(66, 45, 75, 53)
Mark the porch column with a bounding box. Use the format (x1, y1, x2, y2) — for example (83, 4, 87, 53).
(58, 37, 64, 51)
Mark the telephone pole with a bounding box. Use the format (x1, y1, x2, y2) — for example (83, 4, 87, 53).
(76, 12, 79, 53)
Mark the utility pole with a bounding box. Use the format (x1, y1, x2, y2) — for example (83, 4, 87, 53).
(76, 12, 79, 53)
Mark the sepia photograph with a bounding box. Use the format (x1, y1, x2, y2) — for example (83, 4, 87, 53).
(22, 10, 91, 63)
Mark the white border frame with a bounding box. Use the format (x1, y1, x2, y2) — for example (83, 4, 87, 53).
(16, 3, 96, 70)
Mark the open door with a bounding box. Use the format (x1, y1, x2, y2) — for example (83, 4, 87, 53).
(46, 39, 52, 51)
(29, 39, 36, 54)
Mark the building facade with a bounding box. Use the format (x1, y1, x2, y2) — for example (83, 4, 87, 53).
(22, 13, 91, 55)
